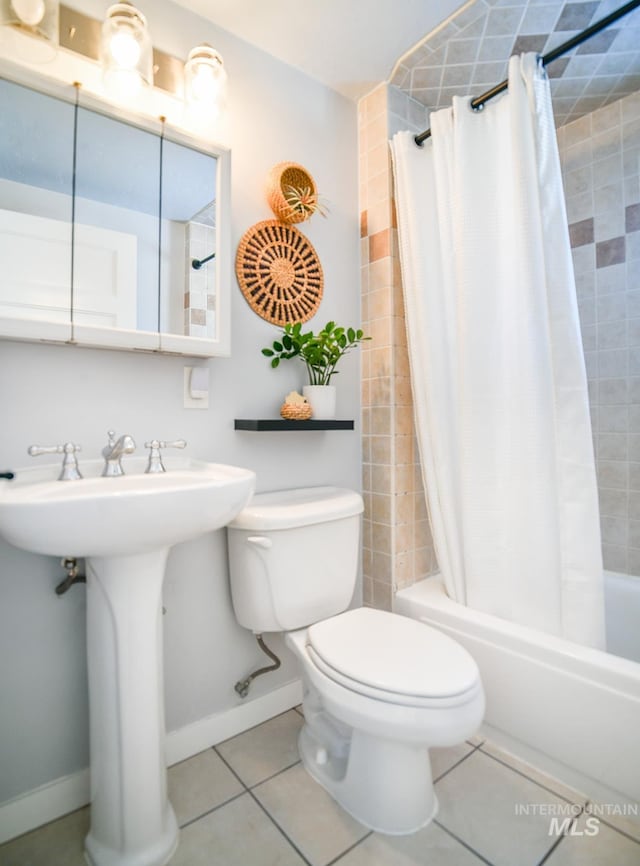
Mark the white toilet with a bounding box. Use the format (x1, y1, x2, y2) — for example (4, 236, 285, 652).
(227, 486, 484, 834)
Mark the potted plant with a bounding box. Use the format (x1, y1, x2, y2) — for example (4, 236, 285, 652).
(262, 321, 370, 419)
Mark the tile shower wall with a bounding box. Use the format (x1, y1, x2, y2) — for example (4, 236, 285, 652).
(359, 84, 437, 609)
(558, 88, 640, 575)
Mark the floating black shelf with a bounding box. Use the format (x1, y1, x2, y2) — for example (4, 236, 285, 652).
(235, 419, 355, 432)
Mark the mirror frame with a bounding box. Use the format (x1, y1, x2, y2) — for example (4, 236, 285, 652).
(0, 57, 231, 358)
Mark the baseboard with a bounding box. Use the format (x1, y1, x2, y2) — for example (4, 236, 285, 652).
(0, 678, 303, 845)
(479, 722, 632, 808)
(165, 678, 303, 766)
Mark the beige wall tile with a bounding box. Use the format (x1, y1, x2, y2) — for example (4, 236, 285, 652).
(368, 257, 393, 291)
(395, 435, 414, 465)
(367, 169, 391, 205)
(395, 521, 413, 554)
(371, 435, 392, 465)
(367, 199, 393, 236)
(370, 406, 392, 435)
(369, 228, 391, 262)
(364, 84, 387, 120)
(369, 286, 393, 321)
(369, 316, 392, 348)
(395, 463, 415, 494)
(372, 578, 393, 610)
(372, 493, 392, 525)
(362, 575, 374, 606)
(371, 464, 392, 494)
(372, 521, 393, 554)
(358, 81, 441, 608)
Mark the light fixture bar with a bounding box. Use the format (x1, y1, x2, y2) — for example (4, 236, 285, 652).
(57, 3, 183, 95)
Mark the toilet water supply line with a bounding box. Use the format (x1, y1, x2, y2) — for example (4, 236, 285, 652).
(235, 634, 282, 698)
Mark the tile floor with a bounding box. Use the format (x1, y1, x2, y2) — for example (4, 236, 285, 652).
(2, 707, 639, 866)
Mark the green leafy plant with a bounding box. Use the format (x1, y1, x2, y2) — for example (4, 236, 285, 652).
(262, 321, 370, 385)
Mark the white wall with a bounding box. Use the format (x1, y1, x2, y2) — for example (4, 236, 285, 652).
(0, 0, 360, 808)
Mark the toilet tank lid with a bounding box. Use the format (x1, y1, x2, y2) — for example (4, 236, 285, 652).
(228, 486, 363, 530)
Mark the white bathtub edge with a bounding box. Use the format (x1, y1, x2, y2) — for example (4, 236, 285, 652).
(395, 575, 640, 804)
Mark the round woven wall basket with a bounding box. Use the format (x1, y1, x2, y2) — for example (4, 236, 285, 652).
(266, 162, 317, 224)
(235, 220, 324, 325)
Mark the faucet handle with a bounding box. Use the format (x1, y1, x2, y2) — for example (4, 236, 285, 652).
(28, 442, 83, 481)
(143, 439, 187, 474)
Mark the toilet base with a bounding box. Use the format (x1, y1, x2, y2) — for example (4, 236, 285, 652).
(298, 722, 438, 835)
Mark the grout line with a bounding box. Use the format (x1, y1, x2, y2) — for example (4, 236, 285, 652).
(247, 788, 314, 866)
(213, 736, 303, 792)
(325, 830, 374, 865)
(213, 746, 313, 866)
(249, 759, 302, 790)
(535, 811, 583, 866)
(213, 746, 251, 791)
(178, 789, 247, 830)
(433, 819, 496, 866)
(583, 800, 640, 846)
(215, 706, 301, 748)
(433, 743, 483, 783)
(477, 746, 586, 806)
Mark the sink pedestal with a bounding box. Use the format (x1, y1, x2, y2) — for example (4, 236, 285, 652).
(84, 549, 178, 866)
(0, 458, 256, 864)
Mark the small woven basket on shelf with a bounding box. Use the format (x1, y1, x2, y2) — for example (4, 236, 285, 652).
(280, 402, 312, 420)
(266, 162, 318, 224)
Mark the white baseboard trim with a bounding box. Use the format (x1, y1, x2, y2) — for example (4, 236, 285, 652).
(0, 769, 91, 847)
(0, 679, 303, 846)
(165, 678, 303, 766)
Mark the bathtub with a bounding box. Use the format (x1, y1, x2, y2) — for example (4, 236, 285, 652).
(395, 571, 640, 804)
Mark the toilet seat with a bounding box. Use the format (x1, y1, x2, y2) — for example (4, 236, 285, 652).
(307, 607, 480, 707)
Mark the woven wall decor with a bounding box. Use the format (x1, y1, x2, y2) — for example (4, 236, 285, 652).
(266, 162, 318, 224)
(235, 219, 324, 325)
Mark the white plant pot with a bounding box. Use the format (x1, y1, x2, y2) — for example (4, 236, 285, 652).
(303, 385, 336, 420)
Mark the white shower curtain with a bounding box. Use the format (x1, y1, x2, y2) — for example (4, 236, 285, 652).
(391, 54, 605, 649)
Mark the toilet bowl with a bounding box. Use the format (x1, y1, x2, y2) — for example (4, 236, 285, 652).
(227, 486, 485, 834)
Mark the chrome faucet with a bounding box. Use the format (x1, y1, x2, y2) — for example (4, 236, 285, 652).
(144, 439, 186, 473)
(102, 430, 136, 477)
(28, 442, 83, 481)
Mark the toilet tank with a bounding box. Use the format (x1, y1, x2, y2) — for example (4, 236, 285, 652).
(227, 486, 363, 633)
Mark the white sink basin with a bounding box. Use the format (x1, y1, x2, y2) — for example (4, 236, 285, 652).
(0, 457, 255, 557)
(0, 454, 255, 866)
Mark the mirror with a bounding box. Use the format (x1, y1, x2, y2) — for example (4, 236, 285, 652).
(0, 66, 230, 356)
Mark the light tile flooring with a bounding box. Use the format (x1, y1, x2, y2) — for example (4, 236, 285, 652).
(2, 708, 639, 866)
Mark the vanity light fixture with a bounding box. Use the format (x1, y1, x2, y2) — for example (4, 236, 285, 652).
(100, 1, 152, 94)
(0, 0, 59, 53)
(184, 43, 227, 117)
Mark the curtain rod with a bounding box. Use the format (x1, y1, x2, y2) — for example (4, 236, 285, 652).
(414, 0, 640, 146)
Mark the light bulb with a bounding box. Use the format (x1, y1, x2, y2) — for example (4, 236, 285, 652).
(184, 45, 227, 117)
(10, 0, 45, 26)
(109, 28, 140, 69)
(190, 63, 221, 102)
(101, 3, 152, 90)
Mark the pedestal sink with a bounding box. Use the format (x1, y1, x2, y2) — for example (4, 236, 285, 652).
(0, 457, 255, 866)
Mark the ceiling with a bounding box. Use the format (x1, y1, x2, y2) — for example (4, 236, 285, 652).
(169, 0, 464, 101)
(170, 0, 640, 128)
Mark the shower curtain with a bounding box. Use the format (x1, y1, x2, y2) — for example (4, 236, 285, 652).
(391, 54, 605, 649)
